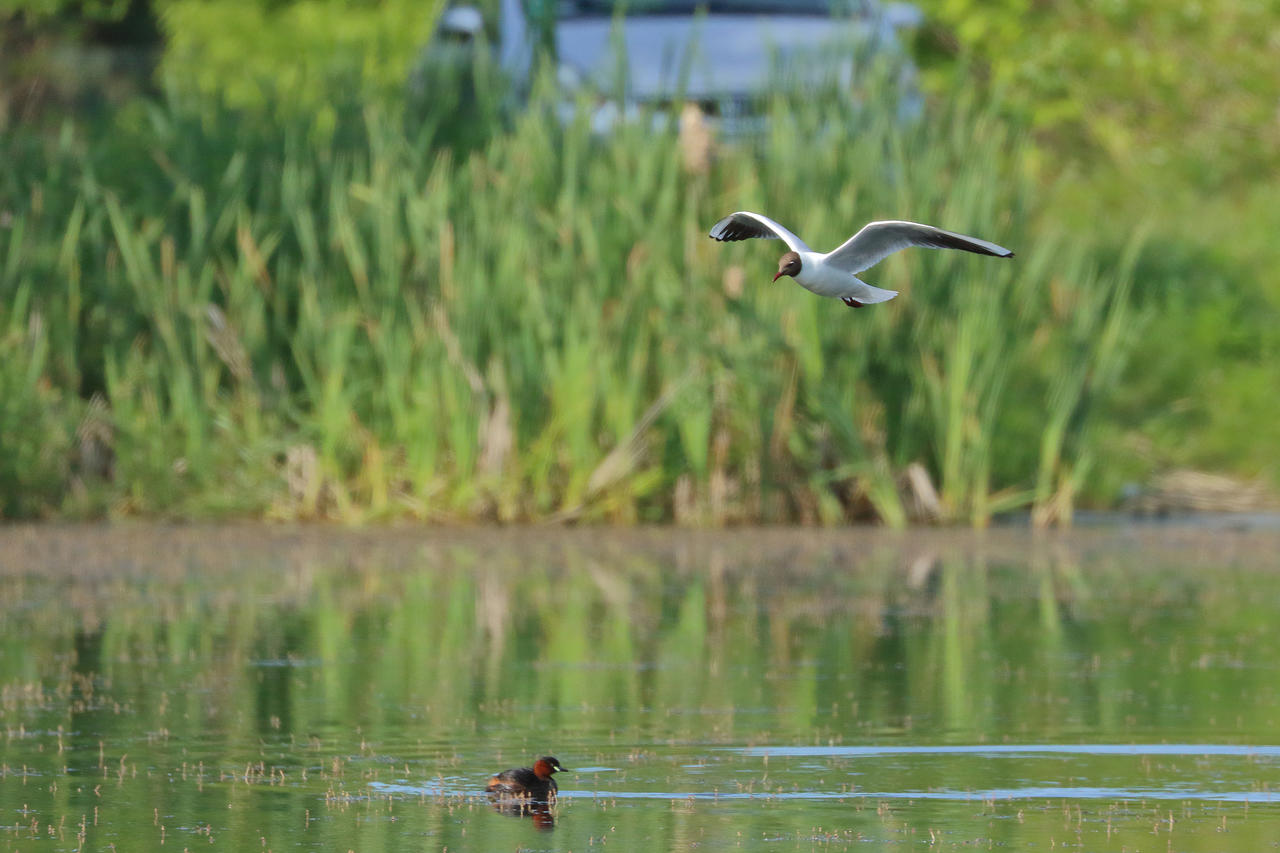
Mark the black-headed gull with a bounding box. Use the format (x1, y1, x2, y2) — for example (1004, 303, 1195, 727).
(708, 212, 1014, 308)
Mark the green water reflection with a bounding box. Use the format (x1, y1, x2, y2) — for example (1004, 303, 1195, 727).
(2, 526, 1280, 850)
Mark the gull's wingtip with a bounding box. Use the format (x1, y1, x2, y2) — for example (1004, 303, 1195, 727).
(707, 214, 734, 241)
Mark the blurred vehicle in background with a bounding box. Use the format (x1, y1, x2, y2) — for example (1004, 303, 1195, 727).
(411, 0, 922, 136)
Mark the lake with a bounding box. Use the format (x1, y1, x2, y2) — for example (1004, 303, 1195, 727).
(3, 524, 1280, 850)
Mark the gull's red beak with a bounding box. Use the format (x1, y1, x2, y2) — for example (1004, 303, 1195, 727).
(772, 271, 783, 282)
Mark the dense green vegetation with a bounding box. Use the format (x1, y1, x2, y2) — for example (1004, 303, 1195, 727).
(1, 0, 1277, 523)
(0, 71, 1139, 524)
(911, 0, 1280, 493)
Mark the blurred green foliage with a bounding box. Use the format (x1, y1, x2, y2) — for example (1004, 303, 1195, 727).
(0, 299, 75, 517)
(2, 0, 442, 133)
(911, 0, 1280, 492)
(913, 0, 1280, 185)
(0, 0, 125, 21)
(2, 0, 1279, 518)
(160, 0, 444, 113)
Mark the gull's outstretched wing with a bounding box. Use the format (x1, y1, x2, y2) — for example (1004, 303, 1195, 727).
(824, 220, 1013, 274)
(708, 211, 811, 254)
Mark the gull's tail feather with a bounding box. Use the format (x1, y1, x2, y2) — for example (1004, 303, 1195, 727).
(858, 283, 899, 304)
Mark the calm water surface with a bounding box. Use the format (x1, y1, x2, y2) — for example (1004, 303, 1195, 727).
(3, 525, 1280, 851)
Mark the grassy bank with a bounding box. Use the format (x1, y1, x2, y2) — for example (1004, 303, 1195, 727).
(1, 77, 1140, 525)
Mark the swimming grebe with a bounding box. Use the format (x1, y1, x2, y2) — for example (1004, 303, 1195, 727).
(485, 755, 566, 802)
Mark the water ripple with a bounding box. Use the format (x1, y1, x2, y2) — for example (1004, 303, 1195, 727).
(369, 780, 1280, 804)
(736, 743, 1280, 758)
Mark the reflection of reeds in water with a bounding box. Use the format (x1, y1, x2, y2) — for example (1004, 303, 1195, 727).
(5, 527, 1280, 748)
(0, 67, 1140, 525)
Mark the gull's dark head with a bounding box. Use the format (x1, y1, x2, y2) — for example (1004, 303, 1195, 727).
(774, 251, 802, 282)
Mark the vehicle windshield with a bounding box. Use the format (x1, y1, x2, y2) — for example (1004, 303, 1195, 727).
(557, 0, 840, 16)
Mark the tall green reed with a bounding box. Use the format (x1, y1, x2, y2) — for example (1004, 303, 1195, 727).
(0, 69, 1139, 524)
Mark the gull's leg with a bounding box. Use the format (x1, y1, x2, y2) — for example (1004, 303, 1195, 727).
(841, 297, 864, 308)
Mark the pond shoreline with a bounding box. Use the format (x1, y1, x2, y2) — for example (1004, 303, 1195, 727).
(5, 518, 1280, 577)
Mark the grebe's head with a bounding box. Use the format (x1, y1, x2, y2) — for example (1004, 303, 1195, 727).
(534, 756, 566, 778)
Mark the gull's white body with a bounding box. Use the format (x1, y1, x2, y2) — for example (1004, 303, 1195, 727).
(708, 211, 1014, 307)
(789, 250, 898, 302)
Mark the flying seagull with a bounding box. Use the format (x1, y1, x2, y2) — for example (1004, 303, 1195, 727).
(708, 212, 1014, 308)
